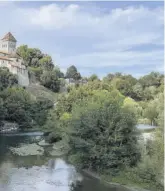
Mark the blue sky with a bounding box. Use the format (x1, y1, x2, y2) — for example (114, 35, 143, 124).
(0, 1, 164, 78)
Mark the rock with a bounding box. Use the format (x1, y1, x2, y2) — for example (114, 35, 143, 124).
(52, 141, 64, 150)
(0, 121, 19, 133)
(38, 140, 50, 146)
(49, 141, 69, 156)
(10, 143, 44, 156)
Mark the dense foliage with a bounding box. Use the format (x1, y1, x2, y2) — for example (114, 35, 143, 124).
(103, 72, 163, 101)
(0, 50, 163, 191)
(65, 65, 81, 80)
(44, 71, 163, 190)
(69, 99, 140, 172)
(17, 45, 64, 92)
(0, 68, 54, 128)
(0, 67, 18, 90)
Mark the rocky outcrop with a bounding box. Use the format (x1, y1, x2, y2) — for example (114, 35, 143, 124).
(38, 140, 51, 146)
(10, 143, 44, 156)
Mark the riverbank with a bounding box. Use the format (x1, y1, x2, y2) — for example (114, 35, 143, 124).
(83, 169, 151, 191)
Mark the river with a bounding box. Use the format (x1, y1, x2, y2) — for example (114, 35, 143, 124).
(0, 131, 131, 191)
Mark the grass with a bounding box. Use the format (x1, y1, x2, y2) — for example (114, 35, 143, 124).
(26, 84, 61, 102)
(100, 170, 157, 191)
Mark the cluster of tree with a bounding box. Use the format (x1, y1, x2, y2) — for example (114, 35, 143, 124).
(44, 71, 163, 189)
(102, 72, 164, 101)
(0, 68, 53, 128)
(85, 72, 164, 126)
(17, 45, 64, 92)
(17, 45, 84, 92)
(117, 95, 164, 191)
(0, 67, 18, 91)
(0, 62, 163, 189)
(45, 83, 141, 172)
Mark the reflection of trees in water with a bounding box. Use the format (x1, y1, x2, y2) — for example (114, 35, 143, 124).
(0, 160, 14, 187)
(48, 159, 56, 173)
(47, 159, 83, 191)
(68, 168, 83, 191)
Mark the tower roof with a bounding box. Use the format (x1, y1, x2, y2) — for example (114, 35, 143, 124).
(1, 32, 17, 42)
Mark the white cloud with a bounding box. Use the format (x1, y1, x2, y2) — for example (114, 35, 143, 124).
(0, 2, 163, 77)
(22, 4, 80, 29)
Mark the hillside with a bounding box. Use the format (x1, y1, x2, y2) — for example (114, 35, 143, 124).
(26, 84, 60, 102)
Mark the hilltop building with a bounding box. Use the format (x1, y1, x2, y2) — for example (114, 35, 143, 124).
(0, 32, 29, 86)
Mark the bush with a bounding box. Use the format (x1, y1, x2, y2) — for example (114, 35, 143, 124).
(68, 99, 140, 173)
(46, 132, 62, 143)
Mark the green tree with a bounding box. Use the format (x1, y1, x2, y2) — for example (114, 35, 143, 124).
(68, 99, 140, 172)
(40, 70, 61, 92)
(17, 45, 44, 67)
(30, 97, 54, 126)
(103, 73, 115, 82)
(143, 86, 158, 100)
(65, 65, 81, 80)
(28, 67, 43, 81)
(132, 83, 144, 101)
(110, 74, 137, 97)
(0, 87, 33, 128)
(88, 74, 99, 81)
(0, 67, 18, 91)
(139, 72, 163, 88)
(39, 55, 54, 71)
(144, 93, 163, 125)
(54, 66, 64, 78)
(0, 98, 6, 121)
(123, 97, 142, 119)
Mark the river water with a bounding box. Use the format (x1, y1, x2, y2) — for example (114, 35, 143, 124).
(0, 132, 131, 191)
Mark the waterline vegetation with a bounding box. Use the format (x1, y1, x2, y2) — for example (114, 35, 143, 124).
(0, 45, 164, 191)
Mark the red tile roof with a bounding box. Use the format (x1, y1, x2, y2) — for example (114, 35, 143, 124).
(1, 32, 17, 42)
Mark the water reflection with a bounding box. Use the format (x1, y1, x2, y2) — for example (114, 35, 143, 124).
(0, 132, 131, 191)
(0, 158, 83, 191)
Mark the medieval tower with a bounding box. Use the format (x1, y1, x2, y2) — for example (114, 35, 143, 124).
(0, 32, 29, 86)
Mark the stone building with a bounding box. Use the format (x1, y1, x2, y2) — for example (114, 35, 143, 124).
(0, 32, 29, 86)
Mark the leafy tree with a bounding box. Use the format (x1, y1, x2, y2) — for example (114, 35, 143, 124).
(0, 98, 6, 121)
(144, 103, 158, 126)
(143, 86, 158, 100)
(65, 65, 81, 80)
(103, 73, 115, 81)
(0, 68, 18, 90)
(39, 55, 54, 71)
(132, 83, 144, 101)
(28, 67, 43, 81)
(17, 45, 44, 67)
(16, 45, 29, 65)
(139, 72, 163, 88)
(54, 66, 64, 78)
(144, 93, 163, 125)
(0, 87, 33, 128)
(123, 97, 142, 119)
(30, 97, 54, 126)
(40, 70, 61, 92)
(88, 74, 99, 81)
(110, 74, 137, 97)
(68, 98, 140, 172)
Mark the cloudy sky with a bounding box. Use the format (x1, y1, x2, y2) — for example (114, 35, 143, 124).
(0, 1, 164, 78)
